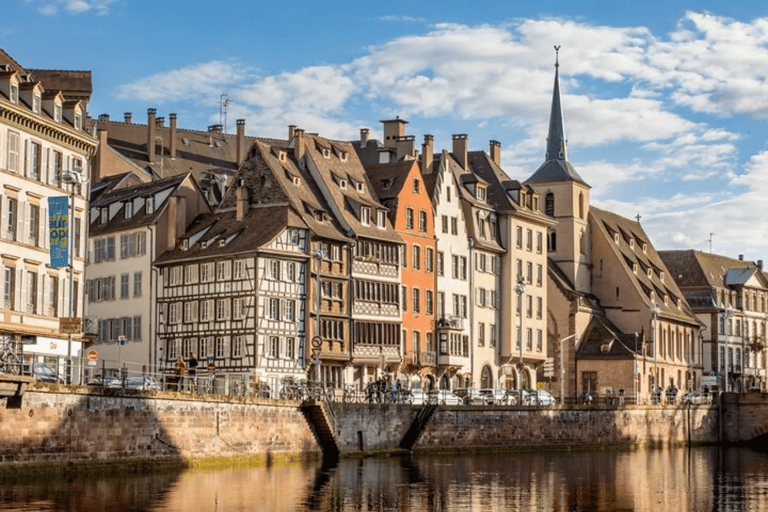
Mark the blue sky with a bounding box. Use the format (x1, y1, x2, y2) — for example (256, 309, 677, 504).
(4, 1, 768, 262)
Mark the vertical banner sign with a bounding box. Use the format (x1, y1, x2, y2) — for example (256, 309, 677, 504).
(48, 196, 69, 268)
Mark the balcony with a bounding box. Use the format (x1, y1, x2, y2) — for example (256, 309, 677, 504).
(437, 316, 463, 330)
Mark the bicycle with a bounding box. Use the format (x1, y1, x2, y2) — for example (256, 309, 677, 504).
(0, 340, 21, 375)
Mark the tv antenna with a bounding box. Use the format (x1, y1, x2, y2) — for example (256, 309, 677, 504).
(219, 94, 232, 133)
(706, 233, 715, 253)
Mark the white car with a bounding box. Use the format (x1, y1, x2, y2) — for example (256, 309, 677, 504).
(523, 389, 556, 406)
(480, 388, 516, 405)
(429, 389, 462, 406)
(410, 389, 428, 405)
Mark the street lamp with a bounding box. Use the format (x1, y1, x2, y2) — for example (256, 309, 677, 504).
(310, 249, 324, 385)
(650, 303, 660, 402)
(723, 308, 734, 393)
(559, 333, 578, 403)
(514, 275, 526, 399)
(61, 168, 87, 385)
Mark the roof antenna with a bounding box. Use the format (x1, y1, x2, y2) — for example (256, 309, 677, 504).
(706, 232, 715, 253)
(219, 94, 232, 133)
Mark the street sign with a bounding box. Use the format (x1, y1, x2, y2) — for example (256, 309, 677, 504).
(702, 375, 720, 387)
(118, 335, 127, 346)
(59, 317, 82, 334)
(543, 358, 555, 378)
(87, 350, 98, 361)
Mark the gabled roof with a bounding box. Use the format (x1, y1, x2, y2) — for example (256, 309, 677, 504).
(364, 160, 416, 201)
(577, 314, 645, 358)
(590, 207, 697, 324)
(658, 250, 764, 290)
(155, 206, 307, 265)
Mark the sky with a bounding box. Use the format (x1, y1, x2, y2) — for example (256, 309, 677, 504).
(3, 1, 768, 262)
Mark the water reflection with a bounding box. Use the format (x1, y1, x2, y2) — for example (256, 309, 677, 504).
(2, 447, 768, 511)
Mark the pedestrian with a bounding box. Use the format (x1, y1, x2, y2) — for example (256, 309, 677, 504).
(187, 352, 198, 392)
(618, 386, 625, 406)
(173, 355, 186, 391)
(206, 359, 216, 393)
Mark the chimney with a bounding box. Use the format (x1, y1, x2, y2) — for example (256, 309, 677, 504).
(166, 194, 177, 250)
(288, 124, 296, 141)
(452, 134, 468, 171)
(208, 124, 222, 134)
(95, 129, 108, 182)
(169, 113, 177, 159)
(739, 254, 744, 261)
(360, 128, 370, 148)
(156, 116, 165, 128)
(758, 260, 764, 270)
(294, 128, 305, 161)
(124, 112, 132, 124)
(98, 113, 109, 122)
(235, 178, 248, 221)
(236, 119, 246, 166)
(381, 117, 407, 149)
(421, 134, 433, 172)
(396, 135, 415, 161)
(490, 140, 501, 166)
(147, 108, 157, 163)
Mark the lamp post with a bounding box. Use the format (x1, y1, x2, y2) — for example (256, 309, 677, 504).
(514, 275, 526, 400)
(651, 303, 660, 402)
(723, 308, 734, 393)
(61, 168, 86, 385)
(559, 333, 577, 403)
(310, 249, 324, 385)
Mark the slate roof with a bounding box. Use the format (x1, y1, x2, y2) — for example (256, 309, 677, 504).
(590, 207, 697, 324)
(26, 69, 92, 97)
(155, 206, 307, 265)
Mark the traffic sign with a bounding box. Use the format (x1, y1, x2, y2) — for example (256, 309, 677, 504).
(87, 350, 98, 361)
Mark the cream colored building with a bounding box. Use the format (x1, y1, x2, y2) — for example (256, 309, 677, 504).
(0, 49, 97, 379)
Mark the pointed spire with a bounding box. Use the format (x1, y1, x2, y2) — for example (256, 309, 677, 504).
(545, 45, 567, 162)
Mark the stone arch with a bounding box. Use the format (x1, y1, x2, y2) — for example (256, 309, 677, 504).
(481, 365, 493, 389)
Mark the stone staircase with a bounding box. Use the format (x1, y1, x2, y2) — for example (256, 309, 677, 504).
(399, 402, 437, 451)
(300, 399, 339, 459)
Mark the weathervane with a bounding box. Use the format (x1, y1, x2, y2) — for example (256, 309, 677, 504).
(554, 45, 560, 67)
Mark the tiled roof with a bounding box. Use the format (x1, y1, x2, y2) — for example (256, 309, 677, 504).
(26, 69, 92, 96)
(364, 160, 416, 201)
(658, 250, 759, 289)
(155, 206, 307, 264)
(577, 314, 644, 358)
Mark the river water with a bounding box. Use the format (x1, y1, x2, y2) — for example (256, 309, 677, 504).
(1, 446, 767, 511)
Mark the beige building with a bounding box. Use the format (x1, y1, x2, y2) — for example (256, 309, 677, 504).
(527, 56, 700, 402)
(0, 49, 97, 379)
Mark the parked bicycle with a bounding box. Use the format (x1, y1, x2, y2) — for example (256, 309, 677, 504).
(0, 340, 20, 375)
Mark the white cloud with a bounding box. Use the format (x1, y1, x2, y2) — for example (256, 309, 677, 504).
(378, 15, 426, 23)
(28, 0, 115, 15)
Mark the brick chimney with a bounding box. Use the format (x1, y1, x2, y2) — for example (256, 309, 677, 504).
(235, 178, 248, 221)
(360, 128, 370, 148)
(396, 135, 415, 161)
(147, 108, 156, 162)
(169, 113, 177, 159)
(452, 134, 468, 171)
(381, 117, 407, 149)
(293, 128, 305, 161)
(94, 128, 108, 182)
(421, 134, 433, 172)
(156, 116, 165, 128)
(489, 140, 501, 166)
(236, 119, 246, 166)
(124, 112, 132, 124)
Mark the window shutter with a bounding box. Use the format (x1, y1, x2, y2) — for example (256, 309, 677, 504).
(495, 256, 501, 275)
(19, 200, 27, 244)
(0, 196, 6, 239)
(37, 272, 44, 314)
(18, 268, 25, 312)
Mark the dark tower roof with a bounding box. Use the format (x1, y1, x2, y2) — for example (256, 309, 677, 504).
(526, 47, 589, 187)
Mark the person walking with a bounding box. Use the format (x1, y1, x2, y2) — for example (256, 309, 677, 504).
(173, 355, 186, 391)
(187, 352, 198, 392)
(206, 358, 216, 393)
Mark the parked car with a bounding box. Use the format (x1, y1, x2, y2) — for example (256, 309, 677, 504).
(410, 389, 428, 405)
(429, 389, 462, 406)
(480, 388, 516, 405)
(523, 389, 556, 406)
(454, 387, 490, 405)
(125, 375, 161, 391)
(31, 363, 63, 384)
(682, 392, 711, 405)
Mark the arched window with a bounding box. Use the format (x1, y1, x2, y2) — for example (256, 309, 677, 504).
(548, 231, 557, 252)
(545, 193, 555, 217)
(481, 366, 492, 389)
(578, 192, 584, 219)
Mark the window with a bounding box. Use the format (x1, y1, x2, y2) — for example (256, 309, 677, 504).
(405, 208, 414, 230)
(29, 142, 41, 179)
(545, 193, 554, 216)
(437, 292, 445, 318)
(28, 204, 39, 245)
(402, 286, 408, 311)
(3, 268, 15, 311)
(199, 337, 212, 358)
(490, 324, 497, 347)
(269, 336, 280, 358)
(136, 232, 146, 255)
(232, 336, 244, 358)
(184, 265, 198, 284)
(537, 264, 543, 287)
(425, 248, 434, 272)
(286, 262, 296, 282)
(9, 83, 18, 103)
(413, 178, 420, 193)
(412, 288, 420, 313)
(419, 210, 427, 232)
(527, 262, 533, 284)
(120, 234, 135, 258)
(133, 272, 142, 297)
(426, 290, 433, 315)
(477, 214, 485, 238)
(537, 297, 543, 319)
(75, 218, 82, 258)
(452, 294, 460, 317)
(284, 299, 296, 322)
(233, 298, 246, 320)
(441, 215, 448, 234)
(460, 295, 468, 318)
(537, 232, 543, 253)
(52, 151, 62, 185)
(168, 266, 182, 286)
(286, 337, 295, 359)
(54, 103, 62, 123)
(478, 323, 485, 346)
(436, 251, 444, 276)
(200, 300, 213, 322)
(269, 298, 280, 320)
(216, 299, 230, 320)
(5, 197, 16, 241)
(145, 197, 154, 214)
(377, 210, 386, 228)
(74, 113, 82, 130)
(270, 260, 281, 280)
(451, 217, 458, 235)
(527, 229, 533, 251)
(233, 260, 246, 279)
(184, 301, 197, 323)
(26, 271, 37, 313)
(94, 237, 115, 262)
(460, 256, 467, 280)
(48, 276, 58, 316)
(215, 337, 227, 358)
(476, 186, 486, 201)
(360, 206, 370, 226)
(412, 245, 421, 270)
(451, 255, 459, 279)
(120, 274, 129, 299)
(7, 131, 19, 173)
(446, 186, 451, 202)
(201, 262, 213, 282)
(216, 261, 230, 280)
(168, 302, 181, 324)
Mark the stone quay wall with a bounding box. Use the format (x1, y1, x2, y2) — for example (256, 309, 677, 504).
(0, 387, 722, 471)
(0, 388, 320, 471)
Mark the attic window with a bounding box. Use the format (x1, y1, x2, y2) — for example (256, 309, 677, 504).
(532, 195, 539, 211)
(181, 138, 191, 146)
(213, 141, 222, 149)
(629, 239, 635, 249)
(382, 178, 394, 190)
(476, 186, 486, 202)
(377, 210, 386, 228)
(413, 179, 420, 193)
(339, 151, 348, 162)
(100, 207, 109, 224)
(54, 103, 62, 122)
(124, 202, 133, 219)
(293, 176, 301, 186)
(360, 206, 371, 226)
(32, 94, 41, 114)
(74, 113, 81, 130)
(614, 233, 620, 244)
(660, 271, 665, 282)
(279, 150, 287, 162)
(339, 179, 347, 190)
(664, 294, 669, 305)
(355, 181, 364, 193)
(647, 268, 653, 279)
(677, 298, 682, 309)
(650, 291, 656, 302)
(322, 148, 331, 159)
(9, 84, 18, 104)
(642, 243, 647, 253)
(180, 239, 189, 250)
(146, 197, 154, 214)
(632, 263, 638, 274)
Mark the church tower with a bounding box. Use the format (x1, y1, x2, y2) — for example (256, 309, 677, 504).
(525, 48, 592, 292)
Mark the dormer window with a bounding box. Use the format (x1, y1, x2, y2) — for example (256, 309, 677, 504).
(614, 233, 620, 244)
(533, 196, 539, 211)
(377, 210, 386, 229)
(629, 238, 635, 249)
(664, 294, 669, 305)
(355, 181, 364, 193)
(642, 243, 647, 253)
(476, 186, 486, 202)
(339, 179, 347, 190)
(632, 263, 638, 274)
(145, 197, 154, 214)
(520, 190, 526, 206)
(647, 268, 653, 279)
(292, 176, 301, 186)
(322, 148, 330, 159)
(100, 207, 109, 224)
(124, 202, 133, 219)
(650, 291, 656, 302)
(660, 271, 665, 282)
(32, 94, 40, 113)
(180, 239, 189, 250)
(278, 150, 286, 162)
(360, 206, 370, 226)
(9, 83, 18, 104)
(54, 103, 62, 122)
(74, 113, 82, 130)
(339, 151, 348, 162)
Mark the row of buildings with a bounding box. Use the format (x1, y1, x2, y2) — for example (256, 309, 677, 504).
(2, 48, 767, 400)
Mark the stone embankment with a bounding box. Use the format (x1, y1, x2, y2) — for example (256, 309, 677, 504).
(0, 385, 722, 474)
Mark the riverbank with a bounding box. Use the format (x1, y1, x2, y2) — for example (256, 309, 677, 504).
(0, 385, 721, 475)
